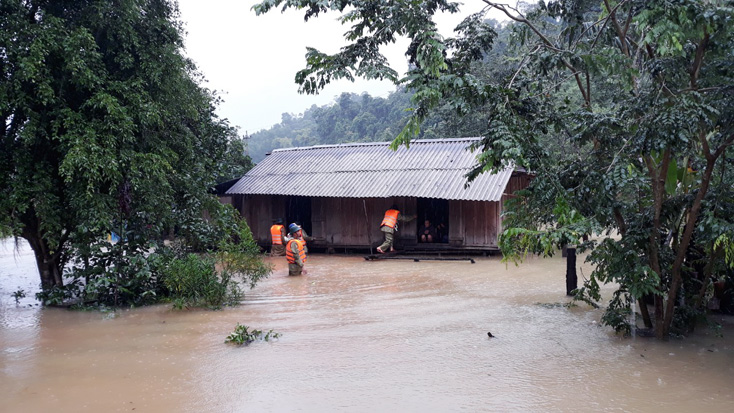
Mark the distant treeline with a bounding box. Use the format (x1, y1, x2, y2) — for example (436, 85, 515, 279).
(246, 90, 408, 162)
(247, 88, 495, 163)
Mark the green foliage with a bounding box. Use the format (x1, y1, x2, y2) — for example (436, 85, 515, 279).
(162, 253, 232, 310)
(225, 323, 281, 346)
(253, 0, 495, 152)
(493, 0, 734, 338)
(35, 280, 84, 307)
(499, 195, 595, 263)
(49, 204, 271, 309)
(601, 289, 634, 337)
(1, 0, 253, 298)
(214, 205, 273, 290)
(714, 234, 734, 269)
(534, 302, 576, 309)
(161, 205, 272, 310)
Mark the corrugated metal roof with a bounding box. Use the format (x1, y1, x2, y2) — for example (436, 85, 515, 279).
(227, 138, 513, 201)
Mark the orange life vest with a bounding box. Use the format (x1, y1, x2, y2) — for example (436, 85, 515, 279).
(271, 225, 284, 245)
(381, 209, 399, 229)
(286, 239, 307, 264)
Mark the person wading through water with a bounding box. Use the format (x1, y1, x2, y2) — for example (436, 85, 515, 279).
(270, 218, 287, 257)
(285, 223, 307, 276)
(377, 205, 416, 254)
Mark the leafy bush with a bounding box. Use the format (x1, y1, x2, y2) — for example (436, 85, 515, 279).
(225, 323, 281, 346)
(161, 205, 272, 310)
(36, 279, 84, 307)
(214, 206, 272, 289)
(31, 202, 271, 310)
(162, 253, 232, 310)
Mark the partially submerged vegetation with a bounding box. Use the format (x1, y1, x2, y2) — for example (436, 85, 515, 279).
(34, 204, 272, 310)
(225, 323, 282, 346)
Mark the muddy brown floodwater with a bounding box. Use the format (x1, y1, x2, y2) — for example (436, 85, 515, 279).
(1, 238, 733, 412)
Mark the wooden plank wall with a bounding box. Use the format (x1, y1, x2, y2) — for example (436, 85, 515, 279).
(238, 194, 287, 245)
(448, 200, 501, 247)
(314, 197, 368, 245)
(312, 197, 417, 247)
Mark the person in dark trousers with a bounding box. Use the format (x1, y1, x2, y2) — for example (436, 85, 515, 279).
(377, 205, 416, 253)
(285, 223, 307, 276)
(270, 218, 287, 256)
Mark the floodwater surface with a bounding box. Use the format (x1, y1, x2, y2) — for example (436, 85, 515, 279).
(1, 238, 733, 412)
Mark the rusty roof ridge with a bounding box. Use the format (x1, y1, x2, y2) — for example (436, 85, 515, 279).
(248, 167, 475, 175)
(268, 137, 483, 153)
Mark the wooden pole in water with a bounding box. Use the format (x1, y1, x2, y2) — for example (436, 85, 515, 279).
(363, 199, 373, 255)
(566, 246, 577, 296)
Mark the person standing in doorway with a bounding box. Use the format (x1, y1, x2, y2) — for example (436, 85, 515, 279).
(377, 205, 416, 253)
(286, 223, 307, 276)
(270, 218, 287, 257)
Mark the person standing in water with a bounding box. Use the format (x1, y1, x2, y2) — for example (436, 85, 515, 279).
(269, 218, 287, 257)
(285, 223, 307, 276)
(377, 205, 416, 253)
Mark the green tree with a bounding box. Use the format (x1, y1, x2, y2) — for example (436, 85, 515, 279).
(486, 0, 734, 339)
(255, 0, 734, 338)
(0, 0, 257, 298)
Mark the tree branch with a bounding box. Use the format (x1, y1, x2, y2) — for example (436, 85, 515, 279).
(508, 45, 541, 89)
(603, 0, 631, 57)
(689, 28, 710, 89)
(482, 2, 563, 52)
(484, 1, 590, 106)
(622, 2, 634, 39)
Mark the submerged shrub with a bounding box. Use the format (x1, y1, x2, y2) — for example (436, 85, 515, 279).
(162, 253, 232, 310)
(32, 204, 271, 310)
(225, 323, 281, 346)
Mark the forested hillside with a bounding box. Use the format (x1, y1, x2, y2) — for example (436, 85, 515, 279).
(247, 90, 408, 162)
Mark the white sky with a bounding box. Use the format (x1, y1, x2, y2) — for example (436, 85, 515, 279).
(176, 0, 501, 134)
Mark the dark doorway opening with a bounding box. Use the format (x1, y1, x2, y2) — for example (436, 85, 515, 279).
(416, 198, 449, 243)
(286, 196, 312, 235)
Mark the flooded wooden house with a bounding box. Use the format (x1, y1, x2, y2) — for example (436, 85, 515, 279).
(226, 138, 531, 252)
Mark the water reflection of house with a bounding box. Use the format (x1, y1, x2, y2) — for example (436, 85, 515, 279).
(225, 138, 532, 253)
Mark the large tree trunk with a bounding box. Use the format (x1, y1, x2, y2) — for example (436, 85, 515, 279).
(638, 298, 653, 329)
(23, 231, 64, 290)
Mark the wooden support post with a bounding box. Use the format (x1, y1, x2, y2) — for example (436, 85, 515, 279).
(566, 247, 577, 296)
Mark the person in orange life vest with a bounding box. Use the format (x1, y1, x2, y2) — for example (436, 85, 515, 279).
(270, 218, 287, 257)
(376, 204, 416, 253)
(285, 223, 307, 276)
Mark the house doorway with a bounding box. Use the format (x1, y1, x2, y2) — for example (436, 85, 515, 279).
(416, 198, 449, 243)
(286, 196, 312, 235)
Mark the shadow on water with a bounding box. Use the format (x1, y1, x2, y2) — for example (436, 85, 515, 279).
(1, 238, 733, 412)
